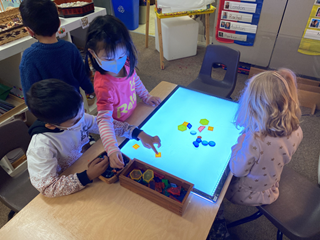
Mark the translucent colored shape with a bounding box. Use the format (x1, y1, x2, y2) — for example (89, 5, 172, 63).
(178, 124, 187, 131)
(193, 141, 199, 148)
(130, 169, 142, 180)
(190, 130, 197, 135)
(167, 187, 181, 196)
(208, 126, 214, 131)
(197, 136, 202, 138)
(162, 179, 169, 188)
(209, 141, 216, 147)
(132, 144, 140, 150)
(196, 138, 202, 143)
(183, 121, 189, 126)
(143, 169, 154, 183)
(187, 123, 192, 129)
(198, 126, 205, 132)
(200, 119, 209, 125)
(170, 183, 177, 188)
(202, 140, 208, 146)
(155, 152, 162, 158)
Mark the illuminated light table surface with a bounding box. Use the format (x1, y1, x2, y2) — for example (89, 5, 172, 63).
(0, 81, 235, 240)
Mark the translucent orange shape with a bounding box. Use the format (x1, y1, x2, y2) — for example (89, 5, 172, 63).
(133, 144, 140, 150)
(155, 152, 162, 158)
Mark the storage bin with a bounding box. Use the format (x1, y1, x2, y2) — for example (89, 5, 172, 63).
(111, 0, 139, 30)
(155, 16, 199, 61)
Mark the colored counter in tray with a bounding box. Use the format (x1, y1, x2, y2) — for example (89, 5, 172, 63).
(119, 159, 194, 216)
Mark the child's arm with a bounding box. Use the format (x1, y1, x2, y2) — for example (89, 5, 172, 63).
(74, 48, 94, 94)
(229, 133, 260, 177)
(133, 72, 161, 107)
(27, 143, 107, 198)
(19, 60, 42, 98)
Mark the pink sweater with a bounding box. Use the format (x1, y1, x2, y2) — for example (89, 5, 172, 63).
(94, 63, 151, 155)
(226, 127, 303, 206)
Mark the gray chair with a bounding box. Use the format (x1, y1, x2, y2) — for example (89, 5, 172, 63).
(187, 45, 240, 98)
(227, 167, 320, 240)
(0, 120, 39, 221)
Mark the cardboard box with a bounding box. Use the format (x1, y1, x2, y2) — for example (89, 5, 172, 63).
(119, 159, 194, 216)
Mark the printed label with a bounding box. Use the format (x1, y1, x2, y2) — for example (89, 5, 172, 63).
(220, 20, 257, 33)
(218, 31, 247, 41)
(221, 11, 253, 23)
(224, 1, 257, 13)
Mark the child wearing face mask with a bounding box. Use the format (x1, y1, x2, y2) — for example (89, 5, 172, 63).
(26, 79, 157, 198)
(85, 15, 162, 169)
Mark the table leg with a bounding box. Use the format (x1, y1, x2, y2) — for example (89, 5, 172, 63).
(145, 0, 150, 48)
(205, 14, 210, 46)
(157, 17, 165, 70)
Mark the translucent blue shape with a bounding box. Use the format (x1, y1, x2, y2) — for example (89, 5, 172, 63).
(209, 141, 216, 147)
(190, 130, 197, 135)
(187, 123, 192, 129)
(120, 87, 242, 199)
(193, 141, 199, 148)
(196, 138, 202, 143)
(202, 140, 208, 146)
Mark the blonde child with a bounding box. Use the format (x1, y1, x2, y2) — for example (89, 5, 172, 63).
(226, 69, 303, 206)
(85, 15, 161, 168)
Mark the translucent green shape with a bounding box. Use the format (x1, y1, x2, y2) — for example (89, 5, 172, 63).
(178, 124, 187, 131)
(200, 119, 209, 125)
(143, 169, 154, 183)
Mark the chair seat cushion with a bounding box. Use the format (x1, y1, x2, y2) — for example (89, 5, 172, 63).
(258, 167, 320, 239)
(0, 169, 39, 212)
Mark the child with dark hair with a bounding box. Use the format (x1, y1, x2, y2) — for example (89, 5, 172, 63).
(19, 0, 94, 98)
(26, 79, 159, 198)
(85, 15, 161, 169)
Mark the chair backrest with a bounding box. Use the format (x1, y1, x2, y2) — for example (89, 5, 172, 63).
(0, 120, 30, 160)
(199, 45, 240, 86)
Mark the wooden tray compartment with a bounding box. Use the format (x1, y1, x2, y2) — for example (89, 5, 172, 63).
(97, 152, 131, 184)
(0, 93, 26, 124)
(54, 0, 94, 18)
(119, 159, 194, 216)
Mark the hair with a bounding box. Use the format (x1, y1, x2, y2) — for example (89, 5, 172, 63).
(19, 0, 60, 37)
(234, 68, 301, 138)
(26, 79, 83, 125)
(85, 15, 138, 78)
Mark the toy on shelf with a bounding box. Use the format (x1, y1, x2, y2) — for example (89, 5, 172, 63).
(54, 0, 94, 18)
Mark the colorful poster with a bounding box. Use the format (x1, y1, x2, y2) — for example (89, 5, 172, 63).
(298, 0, 320, 55)
(216, 0, 264, 46)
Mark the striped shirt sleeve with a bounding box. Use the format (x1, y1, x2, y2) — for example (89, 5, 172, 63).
(134, 73, 152, 103)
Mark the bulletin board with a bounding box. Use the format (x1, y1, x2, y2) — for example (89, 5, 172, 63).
(298, 0, 320, 55)
(0, 0, 22, 12)
(215, 0, 264, 46)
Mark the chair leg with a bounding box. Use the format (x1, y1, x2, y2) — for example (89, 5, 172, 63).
(227, 210, 263, 228)
(277, 229, 283, 240)
(8, 210, 15, 221)
(156, 17, 164, 70)
(145, 0, 150, 48)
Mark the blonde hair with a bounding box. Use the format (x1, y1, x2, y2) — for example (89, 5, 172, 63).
(235, 68, 301, 138)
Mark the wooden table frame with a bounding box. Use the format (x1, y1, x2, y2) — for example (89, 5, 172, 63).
(145, 1, 216, 70)
(0, 81, 232, 240)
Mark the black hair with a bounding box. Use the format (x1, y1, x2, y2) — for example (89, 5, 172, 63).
(85, 15, 138, 78)
(19, 0, 60, 37)
(26, 79, 83, 125)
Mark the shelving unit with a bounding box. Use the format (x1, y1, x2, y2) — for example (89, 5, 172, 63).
(0, 6, 107, 176)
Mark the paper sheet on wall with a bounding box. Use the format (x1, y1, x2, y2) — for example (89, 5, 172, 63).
(298, 0, 320, 55)
(157, 0, 215, 12)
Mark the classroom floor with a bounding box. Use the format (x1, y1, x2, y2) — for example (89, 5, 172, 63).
(1, 32, 320, 240)
(133, 5, 156, 36)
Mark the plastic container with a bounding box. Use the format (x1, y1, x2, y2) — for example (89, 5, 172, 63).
(155, 16, 199, 61)
(111, 0, 139, 30)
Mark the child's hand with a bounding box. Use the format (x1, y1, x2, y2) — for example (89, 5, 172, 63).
(87, 156, 109, 180)
(138, 131, 161, 154)
(109, 151, 125, 169)
(146, 96, 161, 107)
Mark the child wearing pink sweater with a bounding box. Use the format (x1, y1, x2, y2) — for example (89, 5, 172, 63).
(86, 16, 161, 168)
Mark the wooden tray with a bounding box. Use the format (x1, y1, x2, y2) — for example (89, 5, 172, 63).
(119, 159, 194, 216)
(98, 152, 131, 184)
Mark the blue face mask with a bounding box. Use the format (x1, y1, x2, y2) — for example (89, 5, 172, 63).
(93, 52, 127, 74)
